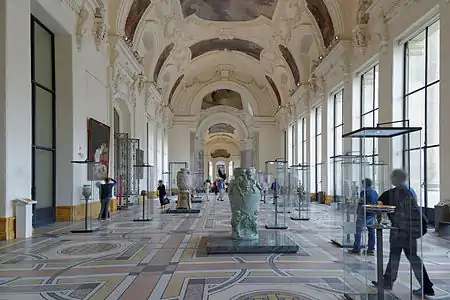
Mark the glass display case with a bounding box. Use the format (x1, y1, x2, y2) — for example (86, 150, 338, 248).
(290, 164, 311, 221)
(257, 171, 271, 203)
(168, 162, 188, 195)
(341, 124, 425, 300)
(265, 160, 289, 229)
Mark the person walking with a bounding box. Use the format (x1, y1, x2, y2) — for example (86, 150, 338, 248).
(373, 169, 434, 297)
(348, 178, 378, 255)
(97, 177, 116, 221)
(157, 180, 167, 209)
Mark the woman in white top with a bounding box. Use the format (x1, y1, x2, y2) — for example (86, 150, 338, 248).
(204, 180, 211, 200)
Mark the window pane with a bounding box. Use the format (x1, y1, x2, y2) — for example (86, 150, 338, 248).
(362, 113, 373, 127)
(427, 21, 440, 83)
(316, 135, 322, 163)
(34, 22, 53, 89)
(35, 86, 54, 147)
(316, 163, 322, 192)
(374, 65, 379, 109)
(406, 31, 426, 93)
(427, 83, 439, 146)
(408, 149, 424, 203)
(362, 68, 374, 113)
(335, 91, 343, 125)
(426, 146, 440, 208)
(335, 125, 343, 156)
(405, 89, 425, 149)
(34, 149, 54, 210)
(316, 107, 322, 134)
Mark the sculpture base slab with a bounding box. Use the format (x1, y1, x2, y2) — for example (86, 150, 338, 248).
(265, 224, 288, 230)
(191, 199, 203, 203)
(291, 217, 310, 221)
(166, 208, 200, 214)
(71, 226, 100, 233)
(133, 217, 153, 222)
(206, 231, 298, 254)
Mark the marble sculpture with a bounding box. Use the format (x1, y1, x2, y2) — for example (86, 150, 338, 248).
(177, 168, 192, 209)
(228, 168, 261, 240)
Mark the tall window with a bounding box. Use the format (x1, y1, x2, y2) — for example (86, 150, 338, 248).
(313, 106, 322, 193)
(291, 124, 297, 164)
(298, 117, 306, 165)
(283, 130, 287, 160)
(403, 20, 440, 208)
(31, 16, 56, 227)
(332, 90, 344, 197)
(360, 65, 379, 162)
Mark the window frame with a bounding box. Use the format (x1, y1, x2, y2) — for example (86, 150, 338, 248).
(332, 90, 344, 198)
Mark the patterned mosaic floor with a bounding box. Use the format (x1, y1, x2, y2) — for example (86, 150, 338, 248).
(0, 195, 449, 300)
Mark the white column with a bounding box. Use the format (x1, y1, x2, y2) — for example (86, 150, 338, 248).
(0, 0, 32, 218)
(439, 3, 450, 202)
(321, 98, 328, 193)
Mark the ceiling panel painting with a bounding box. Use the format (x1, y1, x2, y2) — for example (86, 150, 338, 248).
(125, 0, 152, 41)
(154, 43, 175, 81)
(305, 0, 335, 48)
(278, 45, 300, 85)
(211, 149, 231, 159)
(201, 89, 243, 110)
(168, 75, 184, 105)
(190, 38, 263, 60)
(209, 123, 235, 134)
(265, 75, 281, 106)
(179, 0, 279, 22)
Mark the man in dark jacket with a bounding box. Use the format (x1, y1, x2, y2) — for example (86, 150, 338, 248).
(157, 180, 167, 209)
(373, 169, 434, 297)
(97, 177, 116, 220)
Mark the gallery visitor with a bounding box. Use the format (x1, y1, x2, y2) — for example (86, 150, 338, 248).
(157, 180, 167, 209)
(348, 178, 378, 255)
(205, 179, 211, 200)
(96, 177, 116, 221)
(373, 169, 434, 297)
(217, 179, 225, 201)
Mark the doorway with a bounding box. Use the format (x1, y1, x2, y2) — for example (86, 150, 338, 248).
(31, 16, 56, 227)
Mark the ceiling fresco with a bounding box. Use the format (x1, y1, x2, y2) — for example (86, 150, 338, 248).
(208, 123, 235, 134)
(201, 89, 243, 110)
(211, 149, 231, 159)
(278, 45, 300, 85)
(305, 0, 335, 48)
(179, 0, 279, 22)
(168, 75, 184, 105)
(124, 0, 152, 41)
(154, 43, 175, 81)
(265, 75, 281, 107)
(189, 38, 263, 60)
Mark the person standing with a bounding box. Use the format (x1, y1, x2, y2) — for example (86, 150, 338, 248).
(349, 178, 378, 255)
(157, 180, 167, 209)
(373, 169, 434, 297)
(97, 177, 116, 220)
(205, 180, 211, 200)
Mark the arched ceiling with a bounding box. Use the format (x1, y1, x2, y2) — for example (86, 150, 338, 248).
(118, 0, 346, 116)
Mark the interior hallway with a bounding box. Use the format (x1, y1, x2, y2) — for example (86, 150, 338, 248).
(0, 196, 449, 300)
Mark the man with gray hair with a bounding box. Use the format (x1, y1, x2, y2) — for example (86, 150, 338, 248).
(373, 169, 434, 297)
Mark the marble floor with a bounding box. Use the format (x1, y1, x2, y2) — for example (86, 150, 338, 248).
(0, 195, 449, 300)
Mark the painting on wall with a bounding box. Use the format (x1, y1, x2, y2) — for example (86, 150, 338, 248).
(190, 38, 263, 60)
(201, 89, 243, 110)
(87, 118, 111, 181)
(124, 0, 152, 41)
(305, 0, 335, 48)
(179, 0, 278, 22)
(209, 123, 235, 134)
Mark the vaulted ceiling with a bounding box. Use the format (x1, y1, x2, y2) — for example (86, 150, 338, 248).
(117, 0, 348, 116)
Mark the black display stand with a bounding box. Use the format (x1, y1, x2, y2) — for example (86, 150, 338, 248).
(70, 160, 99, 234)
(133, 164, 153, 222)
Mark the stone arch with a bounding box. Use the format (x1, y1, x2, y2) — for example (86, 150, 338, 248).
(187, 81, 259, 116)
(113, 98, 132, 135)
(197, 112, 249, 141)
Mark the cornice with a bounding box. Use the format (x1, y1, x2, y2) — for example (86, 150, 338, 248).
(115, 37, 144, 73)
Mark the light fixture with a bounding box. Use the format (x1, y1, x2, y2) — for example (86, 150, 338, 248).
(319, 55, 323, 60)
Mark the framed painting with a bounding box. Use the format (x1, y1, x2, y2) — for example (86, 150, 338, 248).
(87, 118, 111, 181)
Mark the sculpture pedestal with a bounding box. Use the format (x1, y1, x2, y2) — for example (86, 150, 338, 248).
(206, 231, 299, 254)
(177, 190, 192, 209)
(165, 208, 200, 214)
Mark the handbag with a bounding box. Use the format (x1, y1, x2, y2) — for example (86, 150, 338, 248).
(163, 197, 170, 205)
